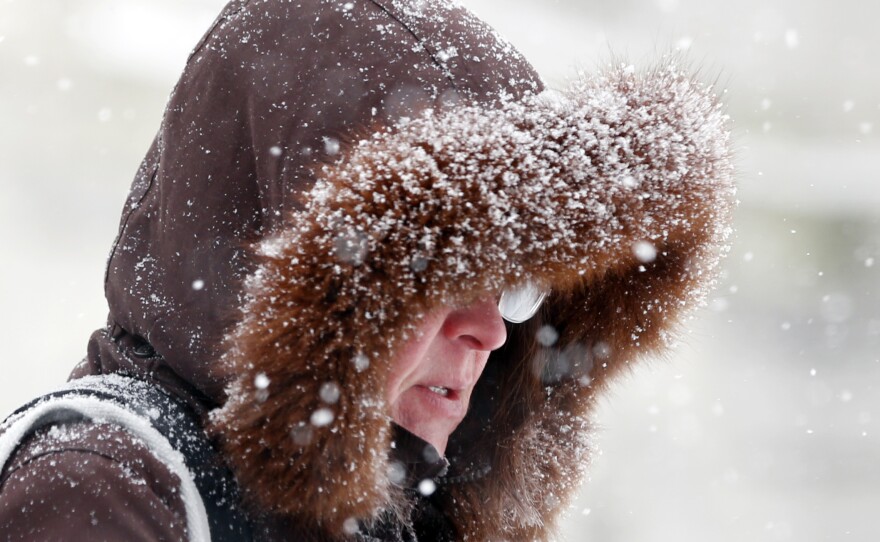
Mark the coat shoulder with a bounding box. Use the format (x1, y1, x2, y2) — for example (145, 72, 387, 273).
(0, 420, 187, 540)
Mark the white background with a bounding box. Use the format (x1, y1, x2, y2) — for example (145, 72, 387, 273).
(1, 0, 879, 540)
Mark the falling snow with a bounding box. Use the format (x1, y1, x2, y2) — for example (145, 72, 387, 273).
(4, 0, 879, 540)
(417, 479, 436, 496)
(319, 382, 342, 404)
(254, 373, 270, 390)
(310, 408, 335, 427)
(633, 241, 658, 263)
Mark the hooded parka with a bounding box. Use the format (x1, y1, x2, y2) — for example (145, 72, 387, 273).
(0, 0, 734, 540)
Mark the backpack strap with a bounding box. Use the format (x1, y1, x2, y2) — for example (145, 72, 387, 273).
(0, 374, 252, 542)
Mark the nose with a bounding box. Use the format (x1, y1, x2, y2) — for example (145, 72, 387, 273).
(441, 295, 508, 352)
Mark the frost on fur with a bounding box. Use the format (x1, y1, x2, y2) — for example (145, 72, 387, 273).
(210, 61, 735, 540)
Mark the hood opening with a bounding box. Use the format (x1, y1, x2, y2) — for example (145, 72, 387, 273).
(209, 62, 734, 539)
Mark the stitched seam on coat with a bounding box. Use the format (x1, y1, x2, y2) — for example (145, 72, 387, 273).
(103, 161, 159, 294)
(366, 0, 459, 90)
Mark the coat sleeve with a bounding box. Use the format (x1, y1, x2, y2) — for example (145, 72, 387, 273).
(0, 421, 188, 541)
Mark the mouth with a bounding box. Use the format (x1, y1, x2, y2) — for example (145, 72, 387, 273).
(423, 384, 463, 402)
(427, 385, 450, 397)
(410, 384, 466, 419)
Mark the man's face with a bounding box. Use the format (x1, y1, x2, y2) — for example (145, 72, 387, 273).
(386, 295, 508, 455)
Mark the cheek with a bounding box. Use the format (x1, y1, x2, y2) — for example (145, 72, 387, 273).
(385, 327, 439, 405)
(384, 308, 452, 413)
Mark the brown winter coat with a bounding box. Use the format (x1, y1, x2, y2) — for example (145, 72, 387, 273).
(0, 0, 734, 540)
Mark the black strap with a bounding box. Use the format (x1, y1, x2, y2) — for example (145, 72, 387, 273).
(2, 374, 253, 541)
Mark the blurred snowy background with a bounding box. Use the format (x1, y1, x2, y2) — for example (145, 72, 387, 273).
(1, 0, 878, 540)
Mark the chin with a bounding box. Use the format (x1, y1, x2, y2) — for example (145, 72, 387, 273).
(423, 428, 450, 455)
(394, 413, 454, 456)
(403, 420, 454, 455)
(392, 389, 466, 455)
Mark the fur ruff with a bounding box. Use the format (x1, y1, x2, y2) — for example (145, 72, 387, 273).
(210, 61, 735, 539)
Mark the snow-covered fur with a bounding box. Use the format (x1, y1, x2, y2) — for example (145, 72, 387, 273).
(210, 62, 735, 539)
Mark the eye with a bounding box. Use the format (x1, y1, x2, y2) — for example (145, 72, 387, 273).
(497, 281, 548, 323)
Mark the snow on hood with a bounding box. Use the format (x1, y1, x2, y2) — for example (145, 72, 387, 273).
(88, 0, 542, 403)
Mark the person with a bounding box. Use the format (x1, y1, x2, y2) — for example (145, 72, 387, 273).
(0, 0, 735, 540)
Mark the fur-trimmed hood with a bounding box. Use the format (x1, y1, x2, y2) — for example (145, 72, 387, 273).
(78, 0, 541, 406)
(211, 62, 735, 539)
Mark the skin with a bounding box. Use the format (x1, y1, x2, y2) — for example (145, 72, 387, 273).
(385, 295, 507, 455)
